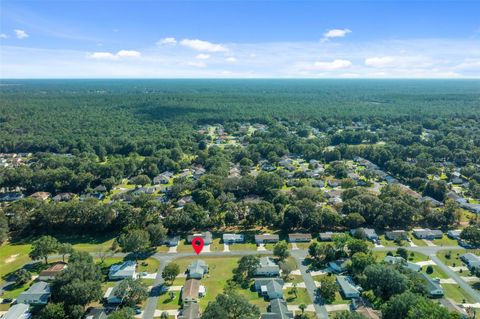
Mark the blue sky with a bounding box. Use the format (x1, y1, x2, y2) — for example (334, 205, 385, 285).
(1, 0, 479, 78)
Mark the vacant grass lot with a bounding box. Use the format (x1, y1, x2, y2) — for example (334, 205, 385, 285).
(0, 242, 32, 281)
(442, 283, 475, 303)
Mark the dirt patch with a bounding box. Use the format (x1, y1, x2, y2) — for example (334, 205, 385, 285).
(4, 254, 19, 263)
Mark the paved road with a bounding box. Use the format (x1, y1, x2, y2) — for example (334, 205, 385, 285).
(142, 255, 173, 319)
(291, 250, 329, 319)
(430, 254, 480, 303)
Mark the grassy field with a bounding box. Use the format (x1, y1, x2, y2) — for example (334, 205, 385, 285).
(409, 236, 428, 247)
(436, 249, 480, 268)
(442, 284, 475, 303)
(0, 242, 32, 281)
(285, 287, 311, 305)
(431, 236, 459, 247)
(157, 290, 181, 310)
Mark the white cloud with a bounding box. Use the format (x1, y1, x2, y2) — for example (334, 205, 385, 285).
(117, 50, 141, 58)
(88, 50, 141, 60)
(88, 52, 118, 60)
(323, 29, 351, 39)
(365, 56, 396, 67)
(195, 53, 211, 60)
(180, 39, 228, 52)
(187, 61, 207, 68)
(157, 37, 177, 46)
(14, 29, 29, 39)
(0, 33, 9, 39)
(311, 59, 352, 70)
(226, 57, 237, 63)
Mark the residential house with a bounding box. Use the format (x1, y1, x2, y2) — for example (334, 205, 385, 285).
(460, 253, 480, 270)
(384, 256, 421, 272)
(187, 232, 213, 245)
(385, 230, 408, 241)
(176, 196, 194, 208)
(179, 302, 200, 319)
(255, 257, 280, 277)
(187, 260, 209, 279)
(52, 193, 73, 202)
(254, 278, 284, 300)
(1, 304, 31, 319)
(260, 299, 294, 319)
(420, 273, 444, 297)
(447, 230, 462, 240)
(93, 185, 107, 192)
(165, 236, 181, 247)
(319, 232, 339, 241)
(328, 179, 340, 188)
(181, 279, 206, 303)
(328, 259, 350, 274)
(108, 260, 137, 280)
(0, 192, 24, 202)
(288, 233, 312, 243)
(38, 262, 67, 281)
(222, 233, 245, 244)
(153, 174, 172, 185)
(255, 234, 279, 244)
(17, 281, 51, 305)
(421, 196, 443, 207)
(413, 229, 443, 240)
(85, 308, 108, 319)
(104, 281, 123, 305)
(336, 276, 360, 299)
(350, 228, 379, 242)
(30, 192, 50, 201)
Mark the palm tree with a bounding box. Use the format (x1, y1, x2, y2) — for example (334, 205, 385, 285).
(299, 303, 307, 314)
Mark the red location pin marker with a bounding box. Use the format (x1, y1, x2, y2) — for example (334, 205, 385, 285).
(192, 237, 204, 255)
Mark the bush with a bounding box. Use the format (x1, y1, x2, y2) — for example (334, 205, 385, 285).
(426, 265, 433, 274)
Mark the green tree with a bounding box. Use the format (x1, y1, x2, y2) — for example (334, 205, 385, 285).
(396, 247, 408, 260)
(362, 264, 408, 300)
(233, 255, 260, 287)
(162, 263, 180, 284)
(29, 235, 59, 264)
(350, 252, 375, 275)
(201, 292, 260, 319)
(109, 307, 135, 319)
(130, 174, 151, 187)
(58, 243, 74, 262)
(0, 213, 8, 244)
(146, 223, 167, 246)
(460, 226, 480, 247)
(317, 276, 337, 303)
(118, 229, 151, 258)
(37, 303, 68, 319)
(116, 279, 149, 307)
(273, 241, 290, 261)
(14, 268, 32, 286)
(52, 251, 102, 307)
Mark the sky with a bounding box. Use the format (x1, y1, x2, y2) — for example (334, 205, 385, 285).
(0, 0, 479, 78)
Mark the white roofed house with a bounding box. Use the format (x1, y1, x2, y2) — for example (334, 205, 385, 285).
(255, 257, 280, 277)
(413, 229, 443, 240)
(187, 260, 209, 279)
(16, 281, 51, 305)
(1, 303, 31, 319)
(460, 253, 480, 270)
(222, 233, 245, 244)
(187, 231, 213, 245)
(254, 278, 284, 300)
(108, 260, 137, 280)
(255, 234, 279, 244)
(336, 276, 360, 299)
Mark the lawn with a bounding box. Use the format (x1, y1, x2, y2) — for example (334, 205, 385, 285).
(332, 291, 350, 305)
(137, 258, 161, 273)
(442, 284, 475, 303)
(0, 242, 32, 281)
(285, 287, 311, 305)
(157, 290, 181, 310)
(409, 236, 428, 247)
(228, 242, 258, 251)
(432, 236, 459, 247)
(436, 249, 480, 268)
(424, 265, 449, 279)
